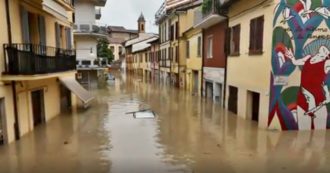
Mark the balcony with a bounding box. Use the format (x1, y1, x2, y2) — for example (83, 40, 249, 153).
(57, 0, 74, 8)
(94, 0, 107, 7)
(166, 0, 194, 10)
(194, 0, 226, 29)
(95, 8, 102, 19)
(3, 44, 76, 76)
(155, 2, 166, 24)
(42, 0, 74, 21)
(73, 23, 108, 38)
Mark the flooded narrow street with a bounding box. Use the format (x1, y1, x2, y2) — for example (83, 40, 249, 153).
(0, 73, 330, 173)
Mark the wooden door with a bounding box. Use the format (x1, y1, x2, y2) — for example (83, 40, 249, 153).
(252, 92, 260, 122)
(228, 86, 238, 114)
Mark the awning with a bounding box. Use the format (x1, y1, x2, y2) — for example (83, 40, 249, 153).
(59, 77, 95, 105)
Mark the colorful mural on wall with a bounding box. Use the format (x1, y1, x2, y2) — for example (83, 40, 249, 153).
(269, 0, 330, 130)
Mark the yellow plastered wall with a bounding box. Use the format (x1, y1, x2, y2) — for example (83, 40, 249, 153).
(185, 30, 202, 94)
(0, 0, 75, 142)
(15, 78, 61, 136)
(0, 85, 15, 144)
(226, 0, 276, 128)
(0, 0, 24, 143)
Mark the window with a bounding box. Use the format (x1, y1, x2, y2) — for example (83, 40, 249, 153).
(110, 46, 115, 52)
(175, 46, 179, 62)
(186, 41, 190, 58)
(169, 47, 172, 60)
(197, 36, 202, 57)
(164, 23, 167, 41)
(175, 21, 179, 39)
(249, 16, 264, 55)
(230, 24, 240, 56)
(170, 25, 174, 41)
(207, 36, 213, 58)
(165, 48, 167, 60)
(119, 46, 123, 55)
(82, 60, 91, 65)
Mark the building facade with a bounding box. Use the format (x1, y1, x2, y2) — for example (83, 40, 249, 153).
(156, 0, 201, 87)
(224, 0, 271, 128)
(222, 0, 330, 131)
(124, 14, 157, 74)
(74, 0, 108, 88)
(107, 26, 138, 70)
(181, 3, 203, 95)
(156, 2, 172, 85)
(149, 39, 161, 82)
(194, 0, 227, 104)
(0, 0, 93, 144)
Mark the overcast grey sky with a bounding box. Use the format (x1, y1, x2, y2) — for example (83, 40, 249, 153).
(99, 0, 163, 33)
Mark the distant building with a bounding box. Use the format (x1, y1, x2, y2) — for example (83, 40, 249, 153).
(107, 26, 138, 67)
(74, 0, 108, 88)
(124, 13, 158, 73)
(195, 0, 227, 104)
(181, 2, 203, 96)
(155, 0, 201, 87)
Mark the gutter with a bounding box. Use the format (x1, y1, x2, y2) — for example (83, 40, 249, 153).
(5, 0, 20, 140)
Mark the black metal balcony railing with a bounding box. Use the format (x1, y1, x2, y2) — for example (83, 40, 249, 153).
(3, 44, 76, 75)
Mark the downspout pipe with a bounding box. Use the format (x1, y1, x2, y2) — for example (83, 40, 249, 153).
(176, 13, 180, 88)
(201, 29, 204, 97)
(5, 0, 20, 140)
(223, 17, 229, 108)
(219, 11, 230, 108)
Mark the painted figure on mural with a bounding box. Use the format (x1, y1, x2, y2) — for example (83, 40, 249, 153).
(281, 0, 330, 23)
(285, 45, 330, 130)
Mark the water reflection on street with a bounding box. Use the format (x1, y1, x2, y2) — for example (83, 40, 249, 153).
(0, 72, 329, 173)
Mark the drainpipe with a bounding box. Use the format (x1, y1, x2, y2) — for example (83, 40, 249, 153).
(169, 18, 173, 86)
(223, 18, 229, 108)
(201, 29, 204, 97)
(5, 0, 20, 140)
(5, 0, 12, 45)
(176, 13, 180, 88)
(11, 82, 20, 140)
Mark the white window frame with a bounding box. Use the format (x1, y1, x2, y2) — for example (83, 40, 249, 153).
(207, 35, 213, 59)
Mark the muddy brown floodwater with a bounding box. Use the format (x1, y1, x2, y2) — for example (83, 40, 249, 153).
(0, 72, 330, 173)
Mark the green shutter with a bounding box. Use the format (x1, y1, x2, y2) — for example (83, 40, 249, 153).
(20, 6, 30, 43)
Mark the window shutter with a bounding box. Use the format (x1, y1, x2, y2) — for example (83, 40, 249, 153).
(236, 25, 241, 53)
(20, 6, 30, 44)
(176, 46, 179, 62)
(258, 16, 264, 51)
(197, 37, 200, 56)
(175, 22, 179, 39)
(249, 20, 254, 51)
(66, 27, 72, 49)
(226, 28, 231, 55)
(55, 22, 61, 48)
(38, 15, 46, 46)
